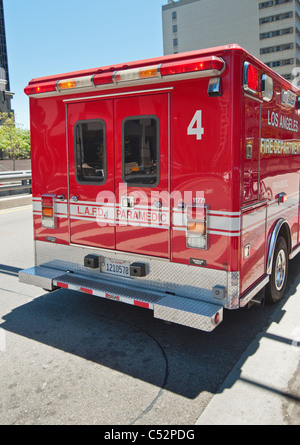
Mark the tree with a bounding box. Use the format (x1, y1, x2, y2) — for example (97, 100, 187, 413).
(0, 112, 31, 170)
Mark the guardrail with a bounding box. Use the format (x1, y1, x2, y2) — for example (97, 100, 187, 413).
(0, 170, 32, 196)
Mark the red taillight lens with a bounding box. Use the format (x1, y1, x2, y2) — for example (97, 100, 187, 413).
(24, 81, 57, 96)
(93, 72, 114, 86)
(187, 206, 205, 220)
(161, 56, 224, 77)
(42, 195, 54, 207)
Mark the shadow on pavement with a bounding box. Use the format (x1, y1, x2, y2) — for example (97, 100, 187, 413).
(1, 254, 299, 400)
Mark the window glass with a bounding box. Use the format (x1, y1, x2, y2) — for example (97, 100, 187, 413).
(74, 120, 106, 184)
(123, 117, 159, 186)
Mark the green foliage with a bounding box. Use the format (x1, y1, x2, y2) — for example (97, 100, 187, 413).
(0, 112, 31, 160)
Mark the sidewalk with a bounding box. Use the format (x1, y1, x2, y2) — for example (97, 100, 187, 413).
(196, 272, 300, 425)
(0, 194, 32, 210)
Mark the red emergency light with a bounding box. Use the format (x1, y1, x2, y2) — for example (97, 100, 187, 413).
(243, 62, 259, 94)
(93, 72, 114, 86)
(160, 56, 225, 77)
(24, 81, 57, 96)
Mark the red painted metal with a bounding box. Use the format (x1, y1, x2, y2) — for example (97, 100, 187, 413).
(26, 44, 300, 300)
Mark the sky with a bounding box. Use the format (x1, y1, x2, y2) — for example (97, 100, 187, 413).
(4, 0, 167, 129)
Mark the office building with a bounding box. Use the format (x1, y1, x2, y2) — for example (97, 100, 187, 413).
(0, 0, 13, 114)
(162, 0, 300, 80)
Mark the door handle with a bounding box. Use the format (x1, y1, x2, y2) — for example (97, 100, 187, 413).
(71, 195, 79, 202)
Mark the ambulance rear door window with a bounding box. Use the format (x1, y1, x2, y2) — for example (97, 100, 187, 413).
(74, 119, 106, 184)
(122, 116, 160, 187)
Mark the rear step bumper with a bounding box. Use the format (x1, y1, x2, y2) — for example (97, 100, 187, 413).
(19, 266, 223, 332)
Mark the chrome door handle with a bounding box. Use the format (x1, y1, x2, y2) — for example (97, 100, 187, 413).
(71, 195, 79, 202)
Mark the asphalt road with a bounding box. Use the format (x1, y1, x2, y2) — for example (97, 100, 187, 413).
(0, 205, 299, 425)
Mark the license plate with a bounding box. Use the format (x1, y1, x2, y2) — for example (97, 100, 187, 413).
(102, 258, 130, 278)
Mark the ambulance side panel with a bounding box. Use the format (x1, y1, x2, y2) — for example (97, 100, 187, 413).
(240, 58, 300, 296)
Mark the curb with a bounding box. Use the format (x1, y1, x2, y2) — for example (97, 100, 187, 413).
(0, 194, 32, 210)
(196, 276, 300, 425)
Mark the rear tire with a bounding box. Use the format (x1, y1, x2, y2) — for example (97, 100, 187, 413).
(265, 236, 288, 304)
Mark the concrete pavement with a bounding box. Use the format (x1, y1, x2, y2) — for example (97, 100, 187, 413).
(197, 260, 300, 425)
(1, 200, 299, 425)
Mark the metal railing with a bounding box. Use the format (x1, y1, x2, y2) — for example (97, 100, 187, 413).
(0, 170, 32, 196)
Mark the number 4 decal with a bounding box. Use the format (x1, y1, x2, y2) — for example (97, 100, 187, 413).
(187, 110, 204, 140)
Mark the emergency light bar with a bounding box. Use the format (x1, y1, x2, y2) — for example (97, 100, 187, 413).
(24, 56, 226, 97)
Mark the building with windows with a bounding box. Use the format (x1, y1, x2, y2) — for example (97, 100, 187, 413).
(162, 0, 300, 80)
(0, 0, 13, 114)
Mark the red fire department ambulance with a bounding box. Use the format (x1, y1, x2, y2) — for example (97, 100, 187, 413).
(19, 44, 300, 332)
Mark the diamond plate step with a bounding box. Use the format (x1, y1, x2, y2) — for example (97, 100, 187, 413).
(19, 267, 223, 331)
(154, 295, 223, 332)
(53, 273, 163, 309)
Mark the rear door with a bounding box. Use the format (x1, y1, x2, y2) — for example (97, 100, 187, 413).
(114, 94, 170, 258)
(67, 100, 115, 249)
(67, 93, 170, 257)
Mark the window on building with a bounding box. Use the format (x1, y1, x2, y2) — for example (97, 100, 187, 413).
(173, 24, 177, 33)
(260, 42, 293, 54)
(173, 38, 178, 46)
(259, 11, 293, 24)
(260, 27, 293, 39)
(259, 0, 292, 9)
(266, 58, 294, 67)
(74, 120, 106, 184)
(172, 11, 177, 20)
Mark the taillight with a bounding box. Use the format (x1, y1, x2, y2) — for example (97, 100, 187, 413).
(41, 194, 56, 229)
(186, 205, 208, 250)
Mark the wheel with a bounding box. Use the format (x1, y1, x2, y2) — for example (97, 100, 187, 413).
(265, 236, 288, 304)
